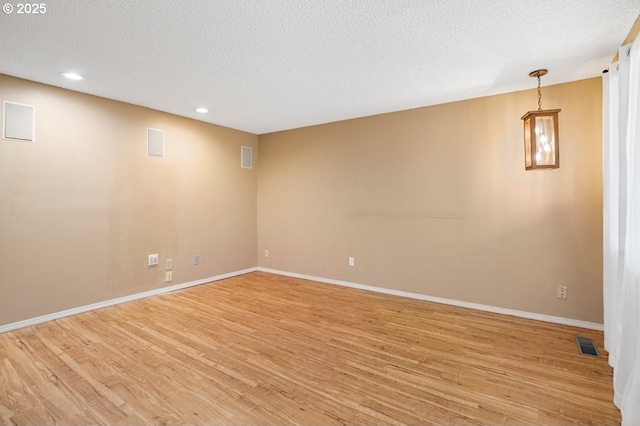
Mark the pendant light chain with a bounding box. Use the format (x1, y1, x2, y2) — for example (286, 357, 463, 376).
(537, 75, 542, 111)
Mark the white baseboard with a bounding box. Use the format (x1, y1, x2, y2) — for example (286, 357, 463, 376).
(257, 267, 604, 331)
(0, 267, 258, 334)
(2, 266, 603, 334)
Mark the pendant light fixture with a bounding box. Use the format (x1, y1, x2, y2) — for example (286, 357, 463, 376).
(521, 69, 560, 170)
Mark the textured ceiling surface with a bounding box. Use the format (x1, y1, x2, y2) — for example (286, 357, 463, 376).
(0, 0, 638, 134)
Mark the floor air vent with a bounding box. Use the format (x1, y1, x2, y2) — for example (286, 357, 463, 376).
(575, 336, 600, 358)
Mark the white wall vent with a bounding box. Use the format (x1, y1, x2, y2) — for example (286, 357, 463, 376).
(241, 146, 253, 169)
(3, 101, 35, 142)
(147, 128, 165, 157)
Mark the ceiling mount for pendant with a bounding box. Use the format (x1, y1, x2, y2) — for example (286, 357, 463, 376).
(528, 69, 548, 78)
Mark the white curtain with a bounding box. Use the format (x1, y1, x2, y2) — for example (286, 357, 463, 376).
(603, 35, 640, 426)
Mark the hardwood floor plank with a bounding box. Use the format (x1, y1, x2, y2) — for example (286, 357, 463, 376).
(8, 407, 55, 426)
(0, 272, 620, 425)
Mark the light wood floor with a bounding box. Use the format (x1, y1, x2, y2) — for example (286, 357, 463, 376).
(0, 272, 619, 425)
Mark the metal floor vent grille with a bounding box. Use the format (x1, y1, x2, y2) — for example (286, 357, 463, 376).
(575, 336, 600, 358)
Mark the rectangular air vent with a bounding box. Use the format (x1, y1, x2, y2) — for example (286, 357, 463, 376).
(147, 128, 165, 157)
(241, 146, 252, 169)
(575, 336, 600, 358)
(3, 101, 35, 142)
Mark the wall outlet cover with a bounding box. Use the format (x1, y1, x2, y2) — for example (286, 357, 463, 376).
(557, 285, 568, 299)
(148, 254, 159, 266)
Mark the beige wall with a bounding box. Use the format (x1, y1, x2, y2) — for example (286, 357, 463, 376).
(0, 74, 258, 326)
(258, 77, 603, 323)
(0, 74, 604, 327)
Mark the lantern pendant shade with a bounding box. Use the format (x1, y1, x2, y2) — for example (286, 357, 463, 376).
(521, 108, 560, 170)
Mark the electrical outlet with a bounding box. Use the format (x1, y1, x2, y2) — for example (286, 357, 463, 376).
(557, 285, 568, 299)
(165, 258, 172, 270)
(148, 254, 159, 266)
(348, 256, 355, 267)
(194, 255, 200, 266)
(166, 271, 172, 282)
(264, 249, 269, 258)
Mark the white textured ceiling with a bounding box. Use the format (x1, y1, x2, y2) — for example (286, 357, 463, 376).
(0, 1, 638, 134)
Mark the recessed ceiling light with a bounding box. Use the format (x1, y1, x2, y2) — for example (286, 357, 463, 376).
(60, 72, 85, 81)
(195, 107, 209, 114)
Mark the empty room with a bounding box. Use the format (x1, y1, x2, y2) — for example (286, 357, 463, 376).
(1, 1, 640, 425)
